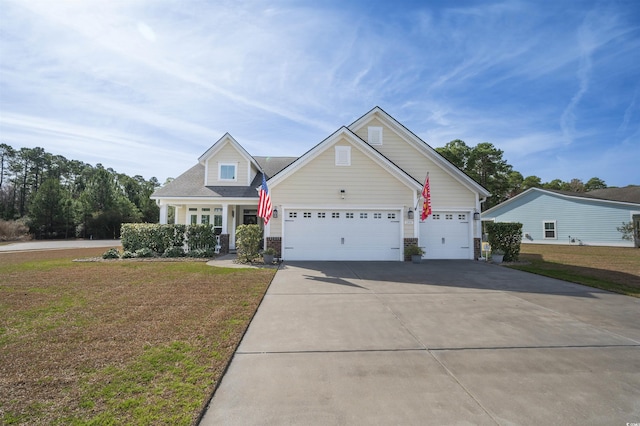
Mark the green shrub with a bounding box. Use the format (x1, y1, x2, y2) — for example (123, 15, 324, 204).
(135, 247, 155, 258)
(186, 224, 216, 252)
(485, 222, 523, 262)
(121, 251, 136, 259)
(102, 248, 120, 259)
(121, 223, 186, 254)
(187, 248, 215, 258)
(235, 224, 262, 263)
(163, 246, 185, 258)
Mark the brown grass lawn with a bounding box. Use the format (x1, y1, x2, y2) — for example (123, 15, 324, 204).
(511, 244, 640, 297)
(0, 248, 276, 425)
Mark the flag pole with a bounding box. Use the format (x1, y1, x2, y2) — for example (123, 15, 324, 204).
(415, 172, 429, 211)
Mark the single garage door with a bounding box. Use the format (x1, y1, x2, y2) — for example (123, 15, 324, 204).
(283, 209, 402, 261)
(419, 212, 472, 259)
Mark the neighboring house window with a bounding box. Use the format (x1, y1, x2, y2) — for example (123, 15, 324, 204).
(335, 146, 351, 166)
(368, 126, 383, 145)
(219, 163, 237, 181)
(189, 208, 197, 225)
(201, 207, 210, 225)
(544, 221, 557, 239)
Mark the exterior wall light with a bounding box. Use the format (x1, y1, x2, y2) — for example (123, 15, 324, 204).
(340, 189, 345, 199)
(273, 208, 278, 218)
(473, 211, 481, 220)
(408, 210, 414, 219)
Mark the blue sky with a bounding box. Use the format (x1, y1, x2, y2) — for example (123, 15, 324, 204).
(1, 0, 638, 187)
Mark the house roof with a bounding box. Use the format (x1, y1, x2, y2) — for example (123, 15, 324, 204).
(151, 157, 297, 199)
(482, 186, 640, 217)
(560, 186, 640, 204)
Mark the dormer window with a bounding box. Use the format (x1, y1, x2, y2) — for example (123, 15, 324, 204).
(219, 163, 237, 181)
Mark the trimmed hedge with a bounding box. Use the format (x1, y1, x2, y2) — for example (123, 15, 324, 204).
(120, 223, 215, 256)
(485, 222, 523, 262)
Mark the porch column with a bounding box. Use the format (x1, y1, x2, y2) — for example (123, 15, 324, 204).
(159, 204, 168, 224)
(221, 203, 229, 246)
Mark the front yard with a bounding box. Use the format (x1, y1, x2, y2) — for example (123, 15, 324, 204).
(0, 248, 276, 425)
(508, 244, 640, 297)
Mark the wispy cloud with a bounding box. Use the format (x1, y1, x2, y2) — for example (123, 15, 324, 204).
(1, 0, 638, 186)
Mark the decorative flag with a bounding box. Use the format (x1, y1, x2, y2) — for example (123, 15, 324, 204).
(421, 173, 432, 221)
(257, 174, 273, 225)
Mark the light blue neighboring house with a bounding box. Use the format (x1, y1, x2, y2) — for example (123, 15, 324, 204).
(481, 186, 640, 248)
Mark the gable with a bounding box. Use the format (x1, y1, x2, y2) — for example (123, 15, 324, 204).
(198, 134, 260, 186)
(269, 128, 421, 205)
(348, 107, 490, 200)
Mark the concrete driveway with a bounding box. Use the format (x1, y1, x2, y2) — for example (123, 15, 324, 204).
(200, 260, 640, 425)
(0, 239, 121, 252)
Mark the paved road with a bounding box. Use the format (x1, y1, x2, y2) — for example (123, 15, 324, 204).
(201, 260, 640, 425)
(0, 239, 121, 252)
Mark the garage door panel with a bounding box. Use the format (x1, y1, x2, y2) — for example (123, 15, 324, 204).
(284, 209, 401, 261)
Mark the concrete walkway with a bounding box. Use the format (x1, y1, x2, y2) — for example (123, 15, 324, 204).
(200, 260, 640, 425)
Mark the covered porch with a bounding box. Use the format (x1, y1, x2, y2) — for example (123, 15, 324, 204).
(157, 199, 259, 251)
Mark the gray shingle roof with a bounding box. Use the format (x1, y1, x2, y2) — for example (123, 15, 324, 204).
(151, 157, 298, 199)
(547, 186, 640, 205)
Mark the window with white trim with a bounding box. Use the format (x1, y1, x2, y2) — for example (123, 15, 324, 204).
(303, 212, 311, 218)
(335, 146, 351, 166)
(544, 221, 557, 239)
(387, 213, 396, 219)
(288, 212, 297, 219)
(317, 212, 326, 218)
(346, 213, 354, 219)
(360, 213, 368, 219)
(374, 213, 382, 219)
(219, 163, 237, 181)
(332, 212, 340, 219)
(368, 126, 383, 145)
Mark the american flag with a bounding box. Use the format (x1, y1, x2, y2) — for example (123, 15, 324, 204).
(257, 174, 273, 225)
(421, 173, 432, 221)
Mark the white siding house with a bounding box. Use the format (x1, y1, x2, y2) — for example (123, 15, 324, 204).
(151, 107, 491, 260)
(481, 187, 640, 247)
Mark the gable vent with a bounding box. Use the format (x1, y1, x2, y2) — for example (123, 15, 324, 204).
(335, 146, 351, 166)
(368, 126, 383, 145)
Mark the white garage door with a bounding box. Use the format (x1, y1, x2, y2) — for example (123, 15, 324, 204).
(419, 212, 472, 259)
(283, 209, 402, 261)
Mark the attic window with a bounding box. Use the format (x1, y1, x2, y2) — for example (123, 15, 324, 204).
(219, 163, 237, 181)
(335, 146, 351, 166)
(368, 126, 383, 145)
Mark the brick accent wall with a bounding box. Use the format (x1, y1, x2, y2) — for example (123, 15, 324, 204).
(266, 237, 282, 258)
(219, 234, 229, 255)
(474, 238, 481, 260)
(403, 237, 419, 262)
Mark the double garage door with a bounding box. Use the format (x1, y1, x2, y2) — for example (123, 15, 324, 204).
(283, 209, 402, 261)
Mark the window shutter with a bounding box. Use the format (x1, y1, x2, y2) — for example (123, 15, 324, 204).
(368, 126, 383, 145)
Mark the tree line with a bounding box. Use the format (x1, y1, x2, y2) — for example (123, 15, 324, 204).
(435, 140, 608, 210)
(0, 144, 159, 239)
